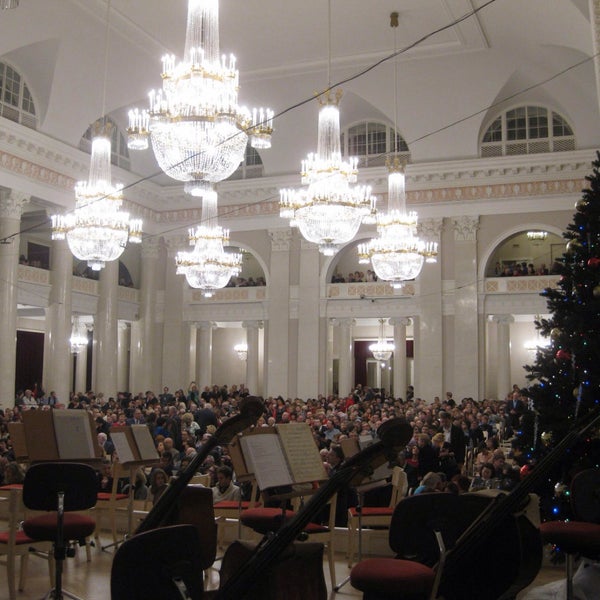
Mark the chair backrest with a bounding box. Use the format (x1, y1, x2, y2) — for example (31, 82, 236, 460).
(23, 462, 98, 512)
(389, 466, 408, 507)
(388, 493, 471, 566)
(111, 524, 204, 600)
(571, 468, 600, 523)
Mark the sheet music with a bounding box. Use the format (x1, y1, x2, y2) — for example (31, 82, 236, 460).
(131, 425, 158, 461)
(240, 432, 293, 490)
(53, 410, 96, 459)
(110, 429, 137, 464)
(276, 423, 327, 484)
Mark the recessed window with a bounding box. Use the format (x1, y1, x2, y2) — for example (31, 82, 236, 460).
(228, 145, 264, 180)
(341, 121, 410, 167)
(79, 117, 131, 171)
(0, 61, 37, 129)
(481, 106, 574, 157)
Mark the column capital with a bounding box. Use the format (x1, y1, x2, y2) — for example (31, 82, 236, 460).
(0, 189, 29, 220)
(389, 317, 412, 327)
(418, 217, 443, 242)
(452, 215, 480, 242)
(195, 320, 217, 331)
(242, 320, 264, 330)
(141, 236, 161, 260)
(269, 229, 292, 251)
(492, 314, 514, 325)
(330, 317, 355, 328)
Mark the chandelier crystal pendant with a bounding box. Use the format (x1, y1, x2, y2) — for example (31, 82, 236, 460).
(69, 316, 89, 354)
(280, 90, 376, 256)
(358, 158, 437, 287)
(52, 129, 142, 271)
(128, 0, 273, 197)
(369, 318, 395, 362)
(175, 189, 242, 297)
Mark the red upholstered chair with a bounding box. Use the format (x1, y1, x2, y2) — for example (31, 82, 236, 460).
(21, 462, 98, 600)
(349, 493, 466, 600)
(539, 468, 600, 600)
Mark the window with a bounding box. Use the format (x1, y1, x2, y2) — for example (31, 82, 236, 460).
(481, 106, 574, 157)
(341, 121, 410, 167)
(227, 145, 264, 180)
(79, 117, 131, 171)
(0, 61, 37, 129)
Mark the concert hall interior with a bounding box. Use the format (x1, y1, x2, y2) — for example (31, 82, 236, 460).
(1, 0, 600, 599)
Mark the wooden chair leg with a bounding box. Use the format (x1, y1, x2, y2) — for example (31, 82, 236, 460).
(347, 518, 356, 567)
(327, 542, 336, 591)
(7, 552, 16, 600)
(18, 551, 29, 592)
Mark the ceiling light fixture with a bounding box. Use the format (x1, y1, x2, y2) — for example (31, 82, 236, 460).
(279, 0, 375, 256)
(51, 0, 141, 271)
(369, 318, 395, 362)
(357, 12, 437, 285)
(128, 0, 273, 197)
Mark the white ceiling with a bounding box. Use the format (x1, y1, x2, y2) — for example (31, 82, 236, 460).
(1, 0, 598, 217)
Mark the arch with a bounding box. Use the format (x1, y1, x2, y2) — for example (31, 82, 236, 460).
(227, 242, 269, 286)
(322, 234, 375, 287)
(478, 223, 565, 282)
(79, 117, 131, 171)
(341, 119, 410, 167)
(227, 145, 265, 180)
(479, 104, 575, 157)
(0, 60, 37, 129)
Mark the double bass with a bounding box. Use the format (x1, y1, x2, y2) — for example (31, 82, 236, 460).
(437, 406, 600, 600)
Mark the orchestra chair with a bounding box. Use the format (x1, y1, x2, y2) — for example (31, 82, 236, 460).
(240, 490, 338, 590)
(111, 524, 204, 600)
(0, 488, 53, 600)
(213, 479, 260, 549)
(347, 466, 408, 567)
(350, 493, 465, 600)
(21, 462, 98, 600)
(93, 461, 130, 550)
(539, 468, 600, 600)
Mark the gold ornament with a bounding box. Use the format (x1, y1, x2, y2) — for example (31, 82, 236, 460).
(550, 328, 561, 340)
(541, 431, 553, 446)
(566, 239, 582, 254)
(575, 198, 589, 211)
(593, 285, 600, 299)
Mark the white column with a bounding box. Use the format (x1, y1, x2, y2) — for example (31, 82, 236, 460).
(493, 314, 514, 401)
(74, 327, 89, 395)
(0, 190, 27, 409)
(266, 230, 292, 397)
(589, 1, 600, 117)
(414, 218, 444, 402)
(94, 259, 119, 398)
(390, 317, 411, 400)
(43, 236, 73, 404)
(333, 318, 355, 397)
(243, 320, 263, 395)
(161, 239, 188, 391)
(196, 321, 215, 389)
(296, 238, 321, 398)
(452, 216, 480, 400)
(117, 321, 130, 393)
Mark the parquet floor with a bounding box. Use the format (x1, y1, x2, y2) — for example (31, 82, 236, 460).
(0, 532, 567, 600)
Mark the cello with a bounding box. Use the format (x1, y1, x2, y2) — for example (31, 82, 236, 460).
(437, 406, 600, 600)
(216, 417, 413, 600)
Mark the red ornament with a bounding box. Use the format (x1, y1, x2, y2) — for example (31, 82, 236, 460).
(520, 464, 533, 479)
(555, 349, 572, 362)
(587, 257, 600, 268)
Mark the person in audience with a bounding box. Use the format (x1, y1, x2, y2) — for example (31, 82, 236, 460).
(212, 465, 241, 503)
(414, 471, 443, 494)
(123, 468, 149, 501)
(149, 468, 169, 505)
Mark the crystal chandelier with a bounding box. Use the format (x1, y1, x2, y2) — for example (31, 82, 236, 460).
(128, 0, 273, 197)
(280, 90, 375, 256)
(527, 230, 547, 240)
(175, 189, 242, 297)
(234, 343, 248, 361)
(369, 319, 395, 362)
(52, 128, 142, 271)
(70, 316, 89, 354)
(357, 13, 436, 286)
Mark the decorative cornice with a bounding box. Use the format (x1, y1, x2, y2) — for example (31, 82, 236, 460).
(0, 188, 29, 219)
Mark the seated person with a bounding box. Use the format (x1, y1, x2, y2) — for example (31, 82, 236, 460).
(212, 465, 241, 503)
(149, 468, 169, 506)
(414, 471, 443, 495)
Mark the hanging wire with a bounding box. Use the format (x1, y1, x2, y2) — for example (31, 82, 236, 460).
(391, 12, 399, 156)
(327, 0, 332, 90)
(101, 0, 112, 128)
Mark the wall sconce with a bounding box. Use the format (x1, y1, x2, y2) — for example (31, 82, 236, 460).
(234, 343, 248, 361)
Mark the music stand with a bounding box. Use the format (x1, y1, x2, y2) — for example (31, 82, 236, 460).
(22, 462, 98, 600)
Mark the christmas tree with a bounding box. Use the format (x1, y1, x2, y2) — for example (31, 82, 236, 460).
(523, 153, 600, 520)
